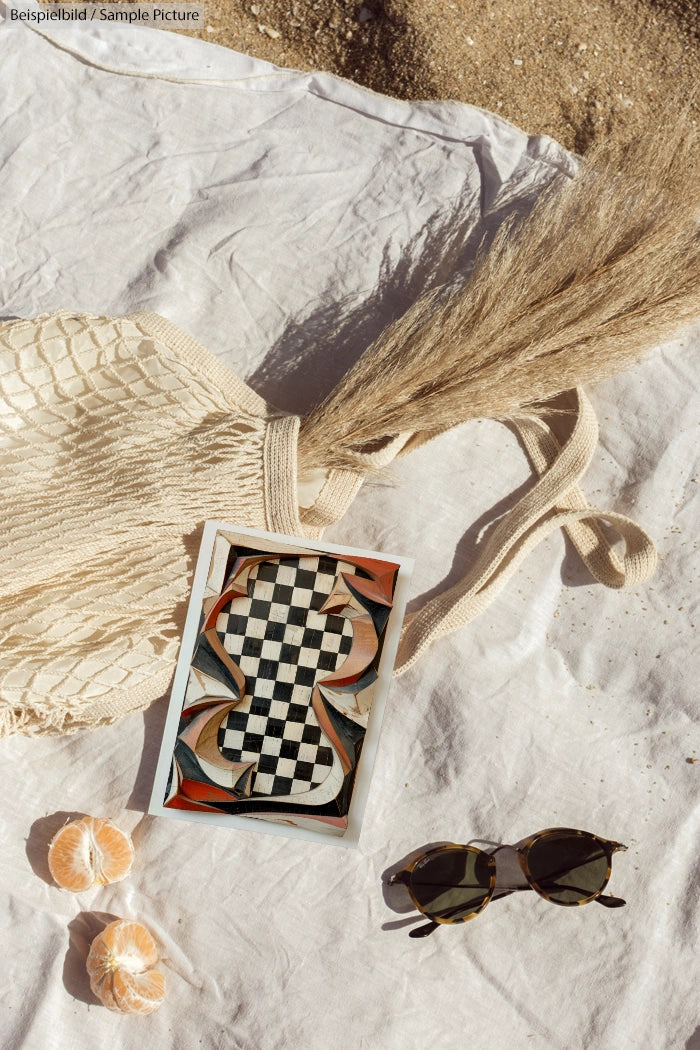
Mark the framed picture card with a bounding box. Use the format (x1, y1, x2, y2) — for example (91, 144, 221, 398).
(149, 522, 413, 846)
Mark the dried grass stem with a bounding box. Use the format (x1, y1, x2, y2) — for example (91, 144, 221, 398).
(298, 108, 699, 474)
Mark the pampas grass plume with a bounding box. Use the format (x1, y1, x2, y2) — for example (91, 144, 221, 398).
(298, 105, 699, 473)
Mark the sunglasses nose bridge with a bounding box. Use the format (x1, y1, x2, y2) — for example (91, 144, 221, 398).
(507, 845, 528, 876)
(490, 844, 530, 890)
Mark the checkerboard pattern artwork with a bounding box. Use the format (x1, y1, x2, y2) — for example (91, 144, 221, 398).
(217, 556, 355, 796)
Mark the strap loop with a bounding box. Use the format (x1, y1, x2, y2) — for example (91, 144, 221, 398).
(393, 388, 657, 675)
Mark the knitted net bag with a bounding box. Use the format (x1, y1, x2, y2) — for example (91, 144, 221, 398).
(1, 115, 697, 736)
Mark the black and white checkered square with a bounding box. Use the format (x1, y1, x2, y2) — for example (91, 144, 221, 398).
(216, 556, 354, 796)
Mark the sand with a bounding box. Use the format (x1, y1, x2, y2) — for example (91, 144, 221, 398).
(192, 0, 697, 152)
(38, 1, 698, 150)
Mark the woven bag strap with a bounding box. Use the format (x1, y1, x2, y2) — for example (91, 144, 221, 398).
(297, 434, 412, 538)
(393, 388, 657, 675)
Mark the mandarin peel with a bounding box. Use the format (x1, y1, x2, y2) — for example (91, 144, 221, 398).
(48, 816, 134, 892)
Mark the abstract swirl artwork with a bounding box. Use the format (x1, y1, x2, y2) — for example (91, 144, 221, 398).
(152, 524, 410, 840)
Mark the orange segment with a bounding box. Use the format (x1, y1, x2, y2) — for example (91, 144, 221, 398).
(48, 817, 134, 891)
(112, 969, 166, 1015)
(94, 918, 159, 970)
(86, 919, 165, 1015)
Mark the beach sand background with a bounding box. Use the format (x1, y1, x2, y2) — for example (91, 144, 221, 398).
(65, 0, 698, 153)
(196, 1, 699, 151)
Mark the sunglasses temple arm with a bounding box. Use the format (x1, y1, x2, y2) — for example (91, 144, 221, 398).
(491, 885, 533, 902)
(387, 871, 441, 936)
(595, 893, 626, 908)
(408, 920, 440, 939)
(491, 885, 626, 907)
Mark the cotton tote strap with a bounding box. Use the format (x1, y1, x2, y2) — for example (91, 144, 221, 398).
(298, 434, 412, 537)
(394, 388, 657, 675)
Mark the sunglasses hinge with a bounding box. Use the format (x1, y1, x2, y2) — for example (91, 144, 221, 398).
(388, 870, 410, 887)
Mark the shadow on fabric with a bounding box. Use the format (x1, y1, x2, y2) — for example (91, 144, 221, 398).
(64, 911, 120, 1006)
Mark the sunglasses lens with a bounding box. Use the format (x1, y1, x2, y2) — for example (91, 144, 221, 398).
(409, 848, 492, 922)
(526, 832, 609, 904)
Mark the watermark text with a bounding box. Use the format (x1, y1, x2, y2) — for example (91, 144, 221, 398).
(8, 3, 205, 26)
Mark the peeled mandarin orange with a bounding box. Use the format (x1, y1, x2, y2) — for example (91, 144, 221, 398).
(48, 816, 134, 891)
(86, 918, 165, 1015)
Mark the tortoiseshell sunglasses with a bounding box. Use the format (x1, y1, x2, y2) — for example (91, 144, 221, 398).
(390, 828, 627, 935)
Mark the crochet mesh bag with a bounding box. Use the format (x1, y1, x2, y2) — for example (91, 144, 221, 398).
(0, 309, 658, 736)
(1, 312, 278, 734)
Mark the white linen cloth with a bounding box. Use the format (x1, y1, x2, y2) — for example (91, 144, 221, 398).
(0, 8, 698, 1048)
